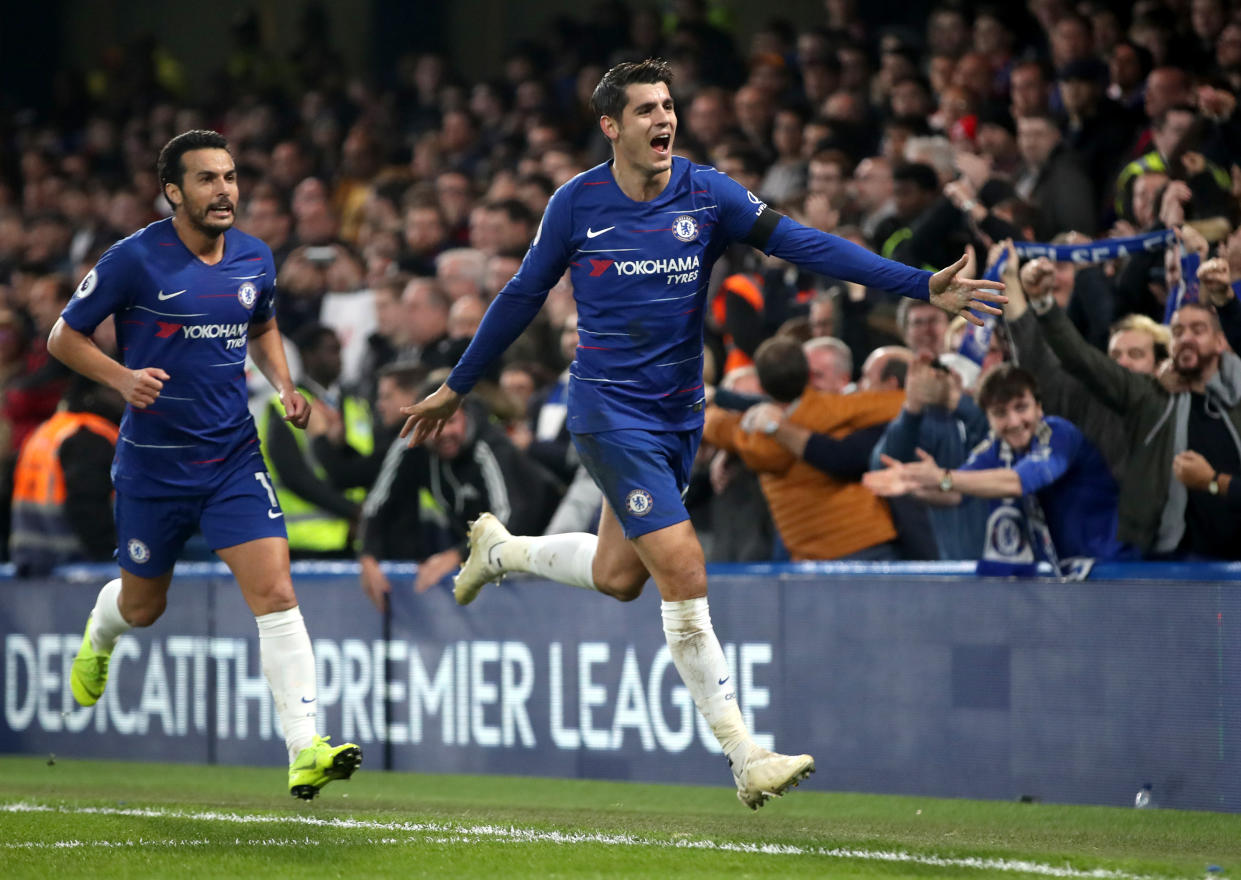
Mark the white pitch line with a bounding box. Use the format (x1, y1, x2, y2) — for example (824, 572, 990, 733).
(0, 802, 1195, 880)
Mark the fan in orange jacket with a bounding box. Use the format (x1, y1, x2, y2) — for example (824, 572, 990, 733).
(704, 335, 903, 560)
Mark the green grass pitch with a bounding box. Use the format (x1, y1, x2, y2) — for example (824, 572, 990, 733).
(0, 755, 1238, 879)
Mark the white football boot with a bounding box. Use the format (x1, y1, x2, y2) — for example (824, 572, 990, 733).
(453, 513, 512, 605)
(732, 748, 816, 810)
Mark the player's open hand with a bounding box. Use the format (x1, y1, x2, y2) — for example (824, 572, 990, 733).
(927, 251, 1006, 327)
(281, 387, 311, 430)
(119, 366, 169, 408)
(400, 382, 462, 447)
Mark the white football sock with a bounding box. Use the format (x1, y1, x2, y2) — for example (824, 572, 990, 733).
(661, 597, 755, 766)
(89, 578, 131, 653)
(501, 533, 598, 590)
(256, 606, 318, 762)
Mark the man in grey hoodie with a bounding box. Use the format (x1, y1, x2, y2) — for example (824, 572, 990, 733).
(1026, 255, 1241, 558)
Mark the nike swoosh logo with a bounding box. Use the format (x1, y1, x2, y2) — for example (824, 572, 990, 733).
(487, 540, 507, 569)
(268, 509, 284, 519)
(157, 289, 187, 300)
(585, 226, 614, 238)
(718, 676, 729, 686)
(301, 697, 316, 704)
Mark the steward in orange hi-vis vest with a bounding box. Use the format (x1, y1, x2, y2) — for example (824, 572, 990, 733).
(11, 410, 119, 574)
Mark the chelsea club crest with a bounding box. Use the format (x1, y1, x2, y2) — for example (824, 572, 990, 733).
(672, 214, 699, 242)
(237, 281, 258, 309)
(127, 538, 150, 564)
(625, 488, 654, 517)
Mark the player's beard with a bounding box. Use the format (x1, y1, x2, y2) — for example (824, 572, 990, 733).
(185, 197, 236, 237)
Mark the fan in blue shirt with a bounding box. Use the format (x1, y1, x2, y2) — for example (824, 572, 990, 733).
(400, 59, 1007, 810)
(50, 130, 360, 799)
(865, 363, 1126, 561)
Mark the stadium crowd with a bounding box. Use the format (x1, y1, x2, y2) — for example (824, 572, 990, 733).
(3, 0, 1241, 584)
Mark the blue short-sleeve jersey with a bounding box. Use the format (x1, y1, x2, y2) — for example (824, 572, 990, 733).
(447, 156, 932, 435)
(960, 415, 1123, 558)
(60, 218, 277, 497)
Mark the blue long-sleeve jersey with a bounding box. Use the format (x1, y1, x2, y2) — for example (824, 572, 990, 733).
(448, 157, 932, 434)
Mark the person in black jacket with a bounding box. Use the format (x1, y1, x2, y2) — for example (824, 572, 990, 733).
(357, 374, 562, 607)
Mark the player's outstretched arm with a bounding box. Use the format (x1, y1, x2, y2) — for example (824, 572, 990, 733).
(400, 383, 462, 447)
(757, 214, 1004, 320)
(928, 252, 1007, 327)
(48, 317, 168, 408)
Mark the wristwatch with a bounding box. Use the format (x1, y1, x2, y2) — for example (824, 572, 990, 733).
(938, 470, 954, 492)
(1208, 474, 1220, 496)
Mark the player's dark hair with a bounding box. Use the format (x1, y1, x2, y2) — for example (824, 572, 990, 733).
(590, 58, 673, 120)
(157, 130, 231, 210)
(754, 336, 809, 403)
(977, 363, 1040, 410)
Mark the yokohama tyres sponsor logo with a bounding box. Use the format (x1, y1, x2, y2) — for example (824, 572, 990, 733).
(588, 255, 700, 277)
(154, 321, 249, 340)
(182, 321, 248, 340)
(153, 322, 249, 351)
